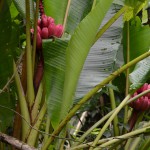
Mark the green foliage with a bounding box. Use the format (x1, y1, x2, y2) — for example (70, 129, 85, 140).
(43, 0, 68, 24)
(61, 0, 113, 123)
(13, 0, 34, 20)
(125, 0, 146, 7)
(65, 0, 93, 34)
(43, 38, 69, 128)
(129, 57, 150, 90)
(0, 93, 15, 132)
(113, 73, 126, 93)
(123, 17, 150, 71)
(123, 0, 146, 21)
(0, 0, 12, 88)
(2, 0, 150, 149)
(10, 1, 19, 19)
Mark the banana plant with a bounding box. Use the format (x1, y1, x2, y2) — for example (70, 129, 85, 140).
(1, 0, 150, 150)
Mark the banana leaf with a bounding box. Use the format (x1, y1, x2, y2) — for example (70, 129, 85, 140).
(43, 0, 113, 128)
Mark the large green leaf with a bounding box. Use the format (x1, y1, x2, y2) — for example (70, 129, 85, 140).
(129, 56, 150, 90)
(13, 0, 34, 20)
(0, 0, 12, 88)
(43, 39, 69, 128)
(61, 0, 113, 120)
(76, 4, 123, 98)
(113, 0, 125, 5)
(0, 92, 15, 132)
(0, 0, 15, 133)
(125, 0, 146, 7)
(43, 0, 68, 24)
(10, 1, 19, 19)
(123, 17, 150, 71)
(65, 0, 93, 34)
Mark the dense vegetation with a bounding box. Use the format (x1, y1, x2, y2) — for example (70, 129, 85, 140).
(1, 0, 150, 149)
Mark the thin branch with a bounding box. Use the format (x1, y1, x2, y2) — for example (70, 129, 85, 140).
(0, 132, 37, 150)
(63, 0, 71, 33)
(0, 74, 14, 94)
(0, 52, 24, 94)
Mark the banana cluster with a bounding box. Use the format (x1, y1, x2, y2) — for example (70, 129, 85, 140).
(31, 14, 64, 49)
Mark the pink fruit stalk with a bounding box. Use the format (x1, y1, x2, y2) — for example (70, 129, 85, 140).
(36, 32, 42, 49)
(34, 58, 44, 94)
(39, 0, 44, 16)
(128, 110, 140, 132)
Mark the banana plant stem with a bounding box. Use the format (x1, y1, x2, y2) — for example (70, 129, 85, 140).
(109, 81, 120, 136)
(31, 83, 43, 123)
(41, 50, 150, 150)
(124, 21, 130, 127)
(32, 0, 40, 73)
(13, 61, 30, 141)
(43, 117, 51, 144)
(27, 102, 47, 146)
(93, 6, 127, 44)
(26, 0, 35, 108)
(63, 0, 71, 33)
(89, 94, 132, 150)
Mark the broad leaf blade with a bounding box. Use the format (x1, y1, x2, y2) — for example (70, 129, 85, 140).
(76, 4, 123, 98)
(13, 0, 34, 20)
(65, 0, 93, 34)
(0, 0, 12, 88)
(61, 0, 113, 119)
(0, 93, 15, 132)
(123, 17, 150, 71)
(129, 56, 150, 90)
(43, 0, 68, 24)
(0, 1, 15, 132)
(43, 39, 69, 128)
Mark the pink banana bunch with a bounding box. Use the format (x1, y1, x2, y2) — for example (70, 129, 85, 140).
(129, 83, 150, 111)
(128, 83, 150, 131)
(31, 14, 64, 49)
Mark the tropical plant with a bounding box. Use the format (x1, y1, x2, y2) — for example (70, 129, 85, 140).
(1, 0, 150, 150)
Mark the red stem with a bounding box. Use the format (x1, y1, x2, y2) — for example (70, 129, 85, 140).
(128, 110, 140, 132)
(33, 53, 44, 94)
(39, 0, 45, 16)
